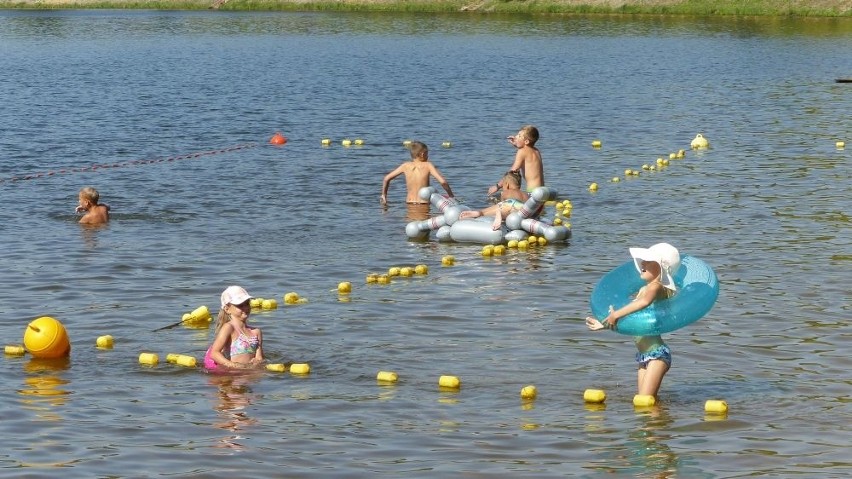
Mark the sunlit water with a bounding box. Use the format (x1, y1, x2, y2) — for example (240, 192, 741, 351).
(0, 10, 850, 478)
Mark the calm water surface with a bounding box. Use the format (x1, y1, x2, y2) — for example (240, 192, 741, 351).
(0, 10, 850, 478)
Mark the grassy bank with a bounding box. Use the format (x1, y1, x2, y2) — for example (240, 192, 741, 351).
(1, 0, 850, 16)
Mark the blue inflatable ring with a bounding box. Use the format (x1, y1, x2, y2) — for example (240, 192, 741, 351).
(590, 254, 719, 336)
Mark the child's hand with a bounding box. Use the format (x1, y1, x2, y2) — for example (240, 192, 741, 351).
(604, 305, 619, 328)
(380, 195, 387, 206)
(75, 205, 86, 214)
(585, 317, 606, 331)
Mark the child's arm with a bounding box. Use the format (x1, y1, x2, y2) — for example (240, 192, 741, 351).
(209, 324, 242, 368)
(488, 152, 525, 195)
(429, 164, 454, 198)
(380, 165, 405, 205)
(602, 283, 664, 329)
(251, 328, 264, 365)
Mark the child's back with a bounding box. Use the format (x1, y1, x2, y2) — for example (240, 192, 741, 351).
(381, 141, 453, 205)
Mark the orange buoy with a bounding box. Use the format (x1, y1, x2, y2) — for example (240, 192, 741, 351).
(23, 316, 71, 359)
(269, 132, 287, 145)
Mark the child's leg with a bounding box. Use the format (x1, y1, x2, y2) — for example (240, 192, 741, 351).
(637, 359, 670, 397)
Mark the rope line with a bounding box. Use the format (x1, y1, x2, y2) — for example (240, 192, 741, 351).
(0, 143, 259, 185)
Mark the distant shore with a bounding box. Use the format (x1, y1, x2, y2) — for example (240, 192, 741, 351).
(2, 0, 851, 16)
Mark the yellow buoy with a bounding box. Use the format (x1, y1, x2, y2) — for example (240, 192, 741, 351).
(507, 239, 518, 248)
(583, 389, 606, 403)
(441, 141, 452, 148)
(690, 133, 710, 149)
(250, 298, 263, 309)
(261, 299, 278, 310)
(481, 245, 494, 256)
(377, 371, 399, 383)
(388, 267, 401, 277)
(837, 141, 846, 149)
(591, 139, 602, 148)
(267, 363, 286, 372)
(633, 394, 656, 407)
(283, 292, 300, 304)
(517, 240, 529, 249)
(399, 267, 413, 277)
(24, 316, 70, 359)
(414, 264, 428, 275)
(441, 255, 455, 266)
(520, 385, 537, 400)
(366, 273, 378, 283)
(493, 245, 506, 255)
(189, 305, 210, 322)
(96, 335, 114, 349)
(290, 363, 311, 375)
(338, 282, 352, 294)
(439, 375, 460, 389)
(139, 352, 159, 365)
(377, 274, 390, 284)
(174, 355, 197, 367)
(705, 399, 728, 414)
(321, 138, 332, 146)
(4, 345, 25, 356)
(341, 139, 352, 146)
(588, 182, 598, 192)
(402, 139, 412, 147)
(354, 139, 364, 146)
(166, 353, 180, 363)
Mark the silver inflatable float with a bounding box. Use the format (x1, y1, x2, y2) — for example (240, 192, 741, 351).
(405, 186, 570, 244)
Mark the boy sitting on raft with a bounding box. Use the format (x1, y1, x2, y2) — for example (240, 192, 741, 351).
(487, 125, 544, 195)
(460, 170, 529, 230)
(380, 141, 454, 205)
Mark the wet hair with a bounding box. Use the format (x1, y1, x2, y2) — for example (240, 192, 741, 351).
(519, 125, 539, 146)
(503, 170, 522, 188)
(79, 186, 100, 203)
(213, 308, 230, 336)
(409, 141, 428, 160)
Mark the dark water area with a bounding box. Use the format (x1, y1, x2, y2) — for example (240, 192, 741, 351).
(0, 10, 850, 477)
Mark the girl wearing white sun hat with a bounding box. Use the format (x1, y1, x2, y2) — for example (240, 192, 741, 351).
(586, 243, 681, 398)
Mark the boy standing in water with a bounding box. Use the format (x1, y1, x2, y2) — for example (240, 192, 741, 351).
(380, 141, 454, 205)
(488, 125, 544, 195)
(76, 186, 110, 225)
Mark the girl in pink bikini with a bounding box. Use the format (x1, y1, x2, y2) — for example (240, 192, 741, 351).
(204, 285, 264, 371)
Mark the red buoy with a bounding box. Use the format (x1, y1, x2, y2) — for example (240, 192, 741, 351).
(269, 132, 287, 146)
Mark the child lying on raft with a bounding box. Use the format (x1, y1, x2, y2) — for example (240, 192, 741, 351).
(459, 171, 529, 230)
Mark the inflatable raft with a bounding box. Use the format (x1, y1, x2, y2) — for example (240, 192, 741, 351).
(405, 186, 571, 245)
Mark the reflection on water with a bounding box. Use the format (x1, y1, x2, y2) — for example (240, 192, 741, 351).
(628, 408, 679, 479)
(208, 372, 262, 451)
(18, 358, 71, 421)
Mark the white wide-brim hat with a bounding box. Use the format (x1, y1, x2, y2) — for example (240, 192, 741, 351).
(221, 285, 253, 308)
(629, 243, 681, 291)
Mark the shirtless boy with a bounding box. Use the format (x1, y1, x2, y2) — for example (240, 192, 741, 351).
(380, 141, 454, 205)
(488, 125, 544, 195)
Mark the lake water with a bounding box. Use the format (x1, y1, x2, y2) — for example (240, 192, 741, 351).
(0, 9, 850, 478)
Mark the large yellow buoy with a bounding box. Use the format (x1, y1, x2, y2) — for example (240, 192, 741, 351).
(24, 316, 70, 359)
(690, 133, 710, 149)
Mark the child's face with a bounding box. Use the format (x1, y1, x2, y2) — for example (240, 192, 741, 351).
(640, 261, 662, 282)
(78, 194, 90, 209)
(227, 300, 251, 322)
(508, 130, 527, 148)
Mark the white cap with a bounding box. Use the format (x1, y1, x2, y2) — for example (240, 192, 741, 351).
(629, 243, 681, 291)
(220, 285, 253, 308)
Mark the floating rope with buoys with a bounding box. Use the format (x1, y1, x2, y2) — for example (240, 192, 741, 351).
(0, 142, 259, 185)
